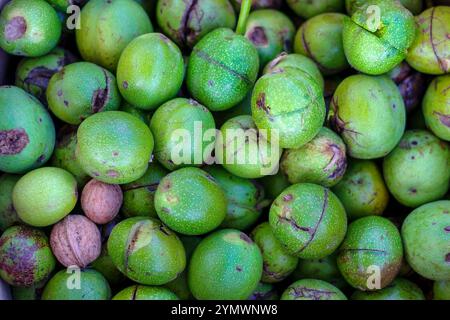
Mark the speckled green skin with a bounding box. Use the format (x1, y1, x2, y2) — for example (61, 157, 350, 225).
(0, 225, 55, 287)
(0, 86, 55, 174)
(433, 280, 450, 300)
(250, 222, 298, 283)
(76, 0, 153, 71)
(150, 98, 216, 170)
(47, 62, 121, 125)
(343, 0, 416, 75)
(107, 217, 186, 285)
(165, 235, 201, 300)
(328, 75, 406, 159)
(351, 278, 425, 300)
(251, 68, 325, 149)
(91, 246, 125, 286)
(0, 0, 61, 57)
(42, 269, 111, 300)
(45, 0, 88, 12)
(0, 174, 21, 231)
(401, 200, 450, 280)
(154, 167, 227, 235)
(156, 0, 236, 49)
(260, 170, 291, 200)
(50, 126, 90, 188)
(187, 28, 259, 111)
(216, 115, 281, 179)
(423, 75, 450, 141)
(345, 0, 423, 15)
(119, 103, 150, 125)
(333, 160, 389, 220)
(188, 229, 263, 300)
(406, 7, 450, 75)
(248, 282, 278, 300)
(113, 285, 178, 300)
(291, 253, 347, 290)
(263, 53, 324, 91)
(76, 111, 154, 184)
(12, 167, 77, 227)
(383, 130, 450, 207)
(244, 9, 295, 69)
(294, 13, 348, 75)
(269, 183, 347, 259)
(15, 47, 76, 104)
(286, 0, 345, 19)
(337, 216, 403, 290)
(121, 162, 168, 218)
(281, 127, 347, 187)
(117, 33, 184, 110)
(205, 166, 267, 230)
(281, 279, 347, 300)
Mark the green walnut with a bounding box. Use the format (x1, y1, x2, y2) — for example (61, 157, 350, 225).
(351, 278, 425, 300)
(0, 86, 55, 174)
(248, 282, 278, 300)
(433, 280, 450, 300)
(406, 6, 450, 75)
(250, 222, 298, 283)
(328, 74, 406, 159)
(42, 269, 111, 300)
(401, 200, 450, 280)
(47, 62, 121, 125)
(294, 13, 349, 75)
(281, 279, 347, 300)
(117, 33, 184, 110)
(12, 167, 77, 227)
(269, 183, 347, 259)
(337, 216, 403, 290)
(187, 28, 259, 111)
(76, 0, 153, 71)
(11, 280, 45, 300)
(0, 174, 21, 231)
(343, 0, 416, 75)
(0, 225, 55, 287)
(205, 166, 268, 230)
(156, 0, 236, 48)
(215, 115, 281, 179)
(251, 68, 325, 149)
(383, 130, 450, 208)
(260, 170, 291, 200)
(113, 285, 179, 300)
(280, 127, 347, 187)
(423, 75, 450, 141)
(91, 246, 126, 286)
(333, 160, 389, 220)
(76, 111, 154, 184)
(346, 0, 423, 15)
(188, 229, 263, 300)
(50, 126, 90, 187)
(107, 217, 186, 285)
(15, 47, 76, 104)
(0, 0, 61, 57)
(286, 0, 345, 19)
(121, 162, 168, 218)
(263, 53, 324, 91)
(154, 167, 227, 235)
(291, 253, 347, 290)
(244, 9, 295, 69)
(149, 98, 216, 170)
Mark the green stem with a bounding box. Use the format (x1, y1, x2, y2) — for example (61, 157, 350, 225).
(235, 0, 252, 35)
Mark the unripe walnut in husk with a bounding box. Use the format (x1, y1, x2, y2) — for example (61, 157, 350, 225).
(50, 215, 101, 268)
(81, 179, 123, 224)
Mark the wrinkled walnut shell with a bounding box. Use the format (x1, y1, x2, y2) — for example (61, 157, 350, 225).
(81, 179, 123, 224)
(50, 215, 101, 268)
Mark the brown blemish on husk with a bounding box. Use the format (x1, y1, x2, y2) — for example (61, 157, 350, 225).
(0, 128, 29, 155)
(248, 26, 268, 46)
(5, 16, 27, 41)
